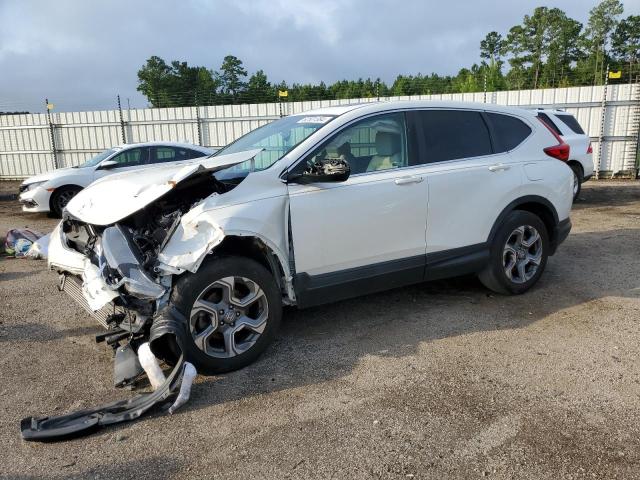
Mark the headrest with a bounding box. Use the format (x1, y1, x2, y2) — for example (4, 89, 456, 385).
(375, 131, 400, 156)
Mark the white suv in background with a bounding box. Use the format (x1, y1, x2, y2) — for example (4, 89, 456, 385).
(48, 101, 573, 374)
(18, 142, 214, 216)
(536, 109, 593, 200)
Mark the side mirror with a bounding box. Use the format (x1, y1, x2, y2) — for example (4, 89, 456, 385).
(289, 158, 351, 184)
(98, 160, 118, 170)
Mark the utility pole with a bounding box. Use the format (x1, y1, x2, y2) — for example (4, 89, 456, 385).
(117, 95, 126, 144)
(45, 98, 58, 169)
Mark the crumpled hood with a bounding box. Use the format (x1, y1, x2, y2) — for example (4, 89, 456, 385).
(65, 149, 262, 226)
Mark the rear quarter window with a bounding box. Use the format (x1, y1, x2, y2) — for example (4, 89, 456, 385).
(555, 114, 585, 135)
(485, 113, 532, 153)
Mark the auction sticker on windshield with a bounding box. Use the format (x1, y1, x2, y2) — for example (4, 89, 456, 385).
(297, 116, 333, 124)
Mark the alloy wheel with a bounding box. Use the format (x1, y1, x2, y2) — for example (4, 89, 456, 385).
(502, 225, 543, 284)
(189, 276, 269, 358)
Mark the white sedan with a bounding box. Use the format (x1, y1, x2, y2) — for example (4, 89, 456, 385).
(18, 141, 214, 216)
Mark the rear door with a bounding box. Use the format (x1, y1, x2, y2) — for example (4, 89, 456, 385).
(412, 109, 525, 277)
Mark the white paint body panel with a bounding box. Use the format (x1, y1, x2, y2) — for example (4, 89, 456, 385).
(288, 167, 429, 276)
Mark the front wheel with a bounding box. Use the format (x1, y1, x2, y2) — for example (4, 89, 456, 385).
(479, 210, 549, 295)
(50, 186, 81, 217)
(171, 256, 282, 374)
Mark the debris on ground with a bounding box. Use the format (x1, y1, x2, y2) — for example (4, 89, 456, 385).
(169, 362, 197, 414)
(25, 232, 50, 259)
(4, 228, 44, 257)
(20, 323, 199, 442)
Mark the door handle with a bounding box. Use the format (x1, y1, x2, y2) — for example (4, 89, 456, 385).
(488, 163, 511, 172)
(394, 175, 424, 185)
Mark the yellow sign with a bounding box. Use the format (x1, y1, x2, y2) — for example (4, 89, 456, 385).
(278, 90, 288, 98)
(46, 103, 54, 110)
(609, 70, 622, 79)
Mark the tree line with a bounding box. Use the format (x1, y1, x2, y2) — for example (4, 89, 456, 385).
(137, 0, 640, 108)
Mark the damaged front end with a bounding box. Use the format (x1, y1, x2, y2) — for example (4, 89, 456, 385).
(23, 152, 266, 441)
(50, 162, 233, 344)
(47, 150, 266, 378)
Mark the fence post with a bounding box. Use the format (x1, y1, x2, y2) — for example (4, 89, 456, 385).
(117, 95, 126, 144)
(45, 98, 58, 169)
(483, 72, 488, 103)
(195, 92, 202, 146)
(595, 65, 610, 180)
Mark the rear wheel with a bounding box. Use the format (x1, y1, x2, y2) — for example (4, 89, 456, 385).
(171, 256, 282, 374)
(50, 186, 81, 217)
(569, 163, 583, 201)
(479, 210, 549, 295)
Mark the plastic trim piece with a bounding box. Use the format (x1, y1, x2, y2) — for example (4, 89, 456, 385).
(20, 356, 186, 441)
(20, 308, 190, 442)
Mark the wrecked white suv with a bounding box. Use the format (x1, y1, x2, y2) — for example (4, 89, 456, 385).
(48, 101, 573, 374)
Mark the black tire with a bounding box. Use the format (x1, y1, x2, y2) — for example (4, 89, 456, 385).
(170, 256, 282, 374)
(478, 210, 549, 295)
(569, 163, 583, 202)
(50, 186, 82, 217)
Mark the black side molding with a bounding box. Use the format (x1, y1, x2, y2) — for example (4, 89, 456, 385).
(425, 243, 490, 281)
(294, 255, 425, 309)
(293, 244, 493, 309)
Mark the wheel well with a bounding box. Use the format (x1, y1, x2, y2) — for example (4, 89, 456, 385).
(48, 184, 83, 209)
(212, 235, 287, 293)
(568, 160, 583, 175)
(513, 202, 556, 241)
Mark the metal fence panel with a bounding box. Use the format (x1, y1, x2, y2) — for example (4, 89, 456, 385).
(1, 83, 638, 180)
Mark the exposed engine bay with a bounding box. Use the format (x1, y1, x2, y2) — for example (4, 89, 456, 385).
(59, 171, 241, 349)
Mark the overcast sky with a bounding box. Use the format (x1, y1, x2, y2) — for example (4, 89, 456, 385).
(1, 0, 639, 112)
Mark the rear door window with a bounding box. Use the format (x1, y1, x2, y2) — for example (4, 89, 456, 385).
(187, 148, 207, 159)
(485, 113, 532, 153)
(555, 114, 585, 135)
(109, 147, 148, 168)
(150, 146, 197, 164)
(417, 110, 492, 163)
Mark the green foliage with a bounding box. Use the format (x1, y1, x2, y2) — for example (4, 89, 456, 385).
(137, 1, 639, 108)
(612, 15, 640, 81)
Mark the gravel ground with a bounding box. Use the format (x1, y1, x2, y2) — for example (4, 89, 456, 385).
(0, 180, 639, 480)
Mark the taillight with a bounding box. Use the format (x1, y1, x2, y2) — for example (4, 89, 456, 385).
(537, 117, 570, 161)
(587, 143, 593, 154)
(543, 143, 570, 161)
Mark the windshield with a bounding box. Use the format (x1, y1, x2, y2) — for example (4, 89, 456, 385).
(213, 115, 335, 177)
(77, 148, 118, 168)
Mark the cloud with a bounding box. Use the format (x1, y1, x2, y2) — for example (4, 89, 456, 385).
(0, 0, 637, 112)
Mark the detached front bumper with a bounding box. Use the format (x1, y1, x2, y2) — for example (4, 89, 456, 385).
(18, 186, 52, 213)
